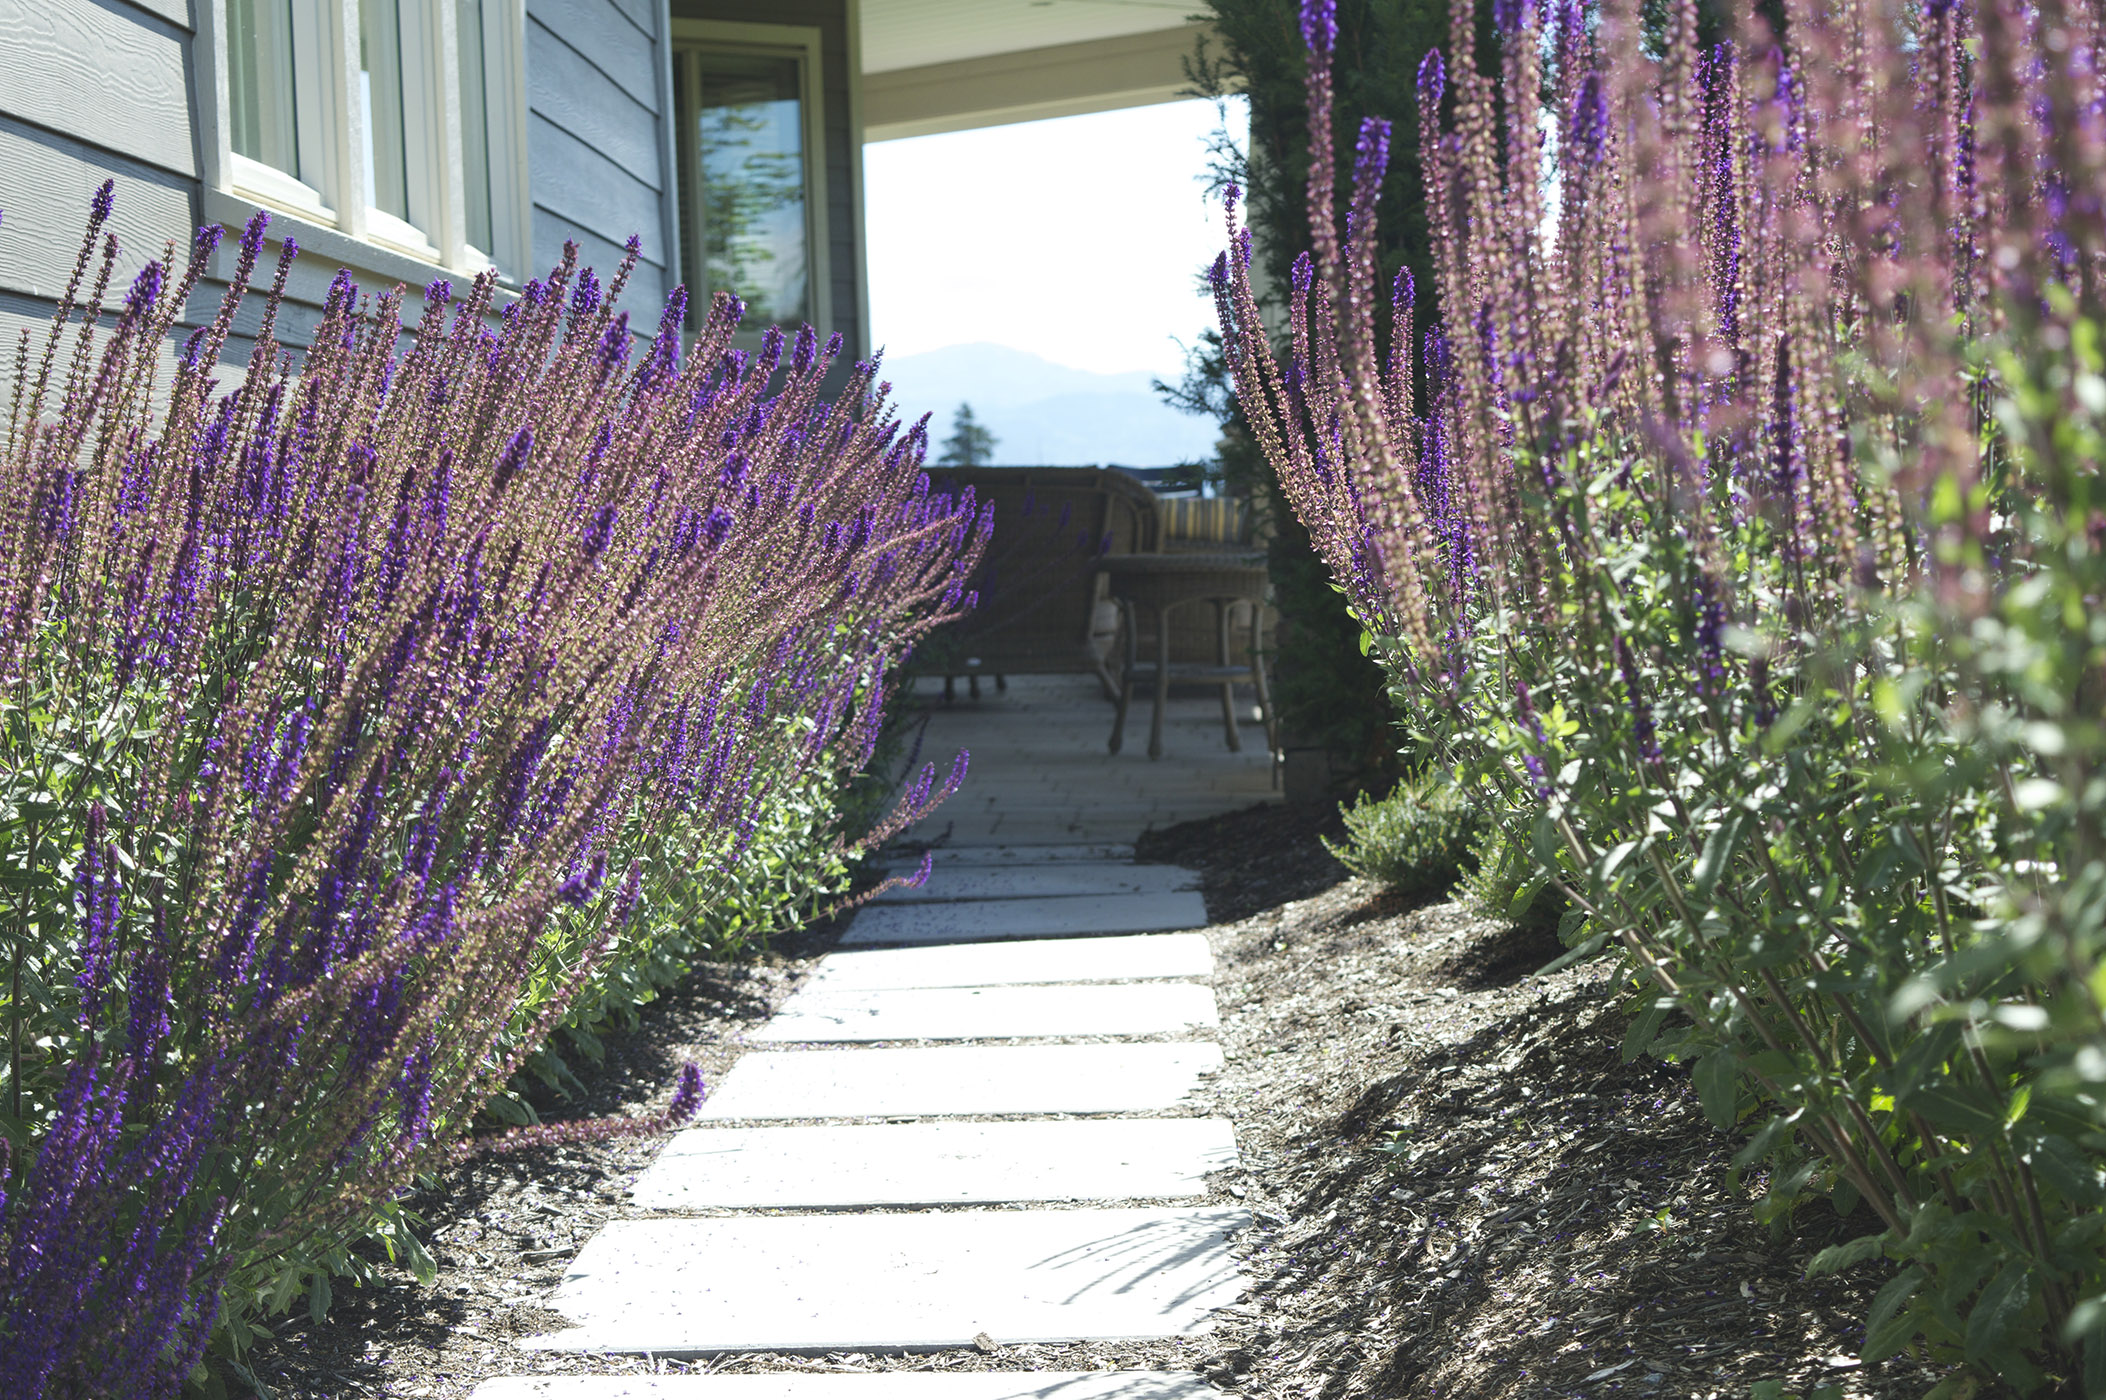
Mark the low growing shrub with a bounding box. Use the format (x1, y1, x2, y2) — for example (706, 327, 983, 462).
(1323, 771, 1482, 895)
(1456, 825, 1566, 936)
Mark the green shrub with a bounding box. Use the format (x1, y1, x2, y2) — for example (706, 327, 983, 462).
(1323, 772, 1482, 895)
(1456, 824, 1566, 935)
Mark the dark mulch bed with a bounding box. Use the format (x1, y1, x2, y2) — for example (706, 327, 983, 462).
(1180, 801, 1946, 1400)
(1136, 795, 1350, 924)
(237, 799, 1948, 1399)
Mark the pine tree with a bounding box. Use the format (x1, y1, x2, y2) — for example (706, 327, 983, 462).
(938, 402, 998, 466)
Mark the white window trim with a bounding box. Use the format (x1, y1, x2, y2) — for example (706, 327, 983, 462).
(669, 18, 832, 347)
(198, 0, 531, 282)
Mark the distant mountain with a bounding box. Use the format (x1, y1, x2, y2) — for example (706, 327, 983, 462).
(881, 343, 1220, 468)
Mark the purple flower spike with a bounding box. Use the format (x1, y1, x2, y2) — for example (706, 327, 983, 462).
(1354, 117, 1393, 194)
(494, 424, 533, 491)
(1300, 0, 1336, 55)
(241, 209, 270, 260)
(1418, 50, 1446, 107)
(1493, 0, 1535, 33)
(1570, 72, 1610, 167)
(90, 179, 115, 224)
(666, 1063, 705, 1121)
(659, 285, 688, 338)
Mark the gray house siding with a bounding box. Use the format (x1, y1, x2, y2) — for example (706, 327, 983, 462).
(0, 0, 199, 344)
(527, 0, 674, 317)
(0, 0, 873, 370)
(670, 0, 865, 360)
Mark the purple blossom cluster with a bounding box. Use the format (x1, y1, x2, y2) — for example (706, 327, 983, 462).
(0, 189, 986, 1392)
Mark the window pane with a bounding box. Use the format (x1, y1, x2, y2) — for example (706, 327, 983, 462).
(229, 0, 299, 177)
(694, 51, 809, 326)
(361, 0, 411, 219)
(457, 0, 493, 253)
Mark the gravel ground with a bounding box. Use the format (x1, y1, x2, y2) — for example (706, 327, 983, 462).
(238, 802, 1946, 1399)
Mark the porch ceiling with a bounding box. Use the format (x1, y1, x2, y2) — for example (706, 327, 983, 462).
(860, 0, 1218, 142)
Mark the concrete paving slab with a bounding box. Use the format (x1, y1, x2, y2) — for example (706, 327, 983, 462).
(842, 892, 1209, 947)
(873, 863, 1199, 903)
(523, 1208, 1248, 1353)
(632, 1118, 1238, 1208)
(476, 1374, 1217, 1398)
(806, 934, 1214, 992)
(699, 1043, 1222, 1120)
(883, 844, 1136, 866)
(753, 983, 1218, 1043)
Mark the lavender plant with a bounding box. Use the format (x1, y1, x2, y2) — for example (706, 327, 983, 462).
(0, 192, 984, 1392)
(1221, 0, 2106, 1386)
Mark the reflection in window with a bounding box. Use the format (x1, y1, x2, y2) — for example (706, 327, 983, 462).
(228, 0, 299, 177)
(680, 50, 809, 327)
(457, 0, 493, 253)
(361, 0, 411, 220)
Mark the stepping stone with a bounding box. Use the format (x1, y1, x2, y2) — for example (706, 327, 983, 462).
(842, 892, 1209, 946)
(873, 862, 1198, 903)
(632, 1118, 1239, 1208)
(522, 1208, 1248, 1353)
(699, 1043, 1222, 1120)
(473, 1376, 1217, 1398)
(806, 934, 1214, 992)
(752, 982, 1218, 1043)
(883, 843, 1134, 865)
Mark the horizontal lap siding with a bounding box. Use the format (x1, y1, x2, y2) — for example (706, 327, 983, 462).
(0, 0, 199, 316)
(526, 0, 671, 319)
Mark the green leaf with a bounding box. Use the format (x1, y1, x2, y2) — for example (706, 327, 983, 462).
(1865, 1265, 1926, 1344)
(1963, 1261, 2032, 1364)
(1693, 1049, 1739, 1130)
(1900, 1084, 2004, 1137)
(307, 1271, 332, 1326)
(1621, 998, 1670, 1063)
(1692, 811, 1749, 902)
(1807, 1232, 1887, 1277)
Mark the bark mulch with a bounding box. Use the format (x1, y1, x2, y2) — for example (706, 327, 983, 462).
(238, 802, 1948, 1399)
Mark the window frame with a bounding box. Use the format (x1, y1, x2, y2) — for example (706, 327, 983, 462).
(202, 0, 531, 281)
(668, 19, 831, 345)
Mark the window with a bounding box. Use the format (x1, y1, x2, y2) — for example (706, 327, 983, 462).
(671, 21, 828, 336)
(214, 0, 525, 276)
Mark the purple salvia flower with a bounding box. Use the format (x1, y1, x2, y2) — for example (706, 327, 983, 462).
(1417, 50, 1445, 108)
(1300, 0, 1336, 55)
(1570, 73, 1610, 167)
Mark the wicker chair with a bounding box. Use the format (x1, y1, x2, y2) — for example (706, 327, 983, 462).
(915, 467, 1161, 699)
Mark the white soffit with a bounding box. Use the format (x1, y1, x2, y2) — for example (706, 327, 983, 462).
(860, 0, 1196, 74)
(858, 1, 1221, 142)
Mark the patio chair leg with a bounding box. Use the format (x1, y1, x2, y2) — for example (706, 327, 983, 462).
(1250, 605, 1278, 757)
(968, 674, 981, 700)
(943, 675, 956, 705)
(995, 674, 1007, 693)
(1108, 599, 1135, 754)
(1217, 598, 1241, 752)
(1149, 603, 1169, 760)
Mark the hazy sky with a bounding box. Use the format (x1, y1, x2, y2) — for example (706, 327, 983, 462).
(863, 97, 1248, 378)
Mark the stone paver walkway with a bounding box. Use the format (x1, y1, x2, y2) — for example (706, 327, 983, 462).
(470, 675, 1275, 1396)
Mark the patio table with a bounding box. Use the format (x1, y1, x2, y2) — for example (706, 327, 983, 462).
(1099, 550, 1274, 760)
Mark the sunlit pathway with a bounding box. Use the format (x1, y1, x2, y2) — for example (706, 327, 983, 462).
(467, 676, 1274, 1397)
